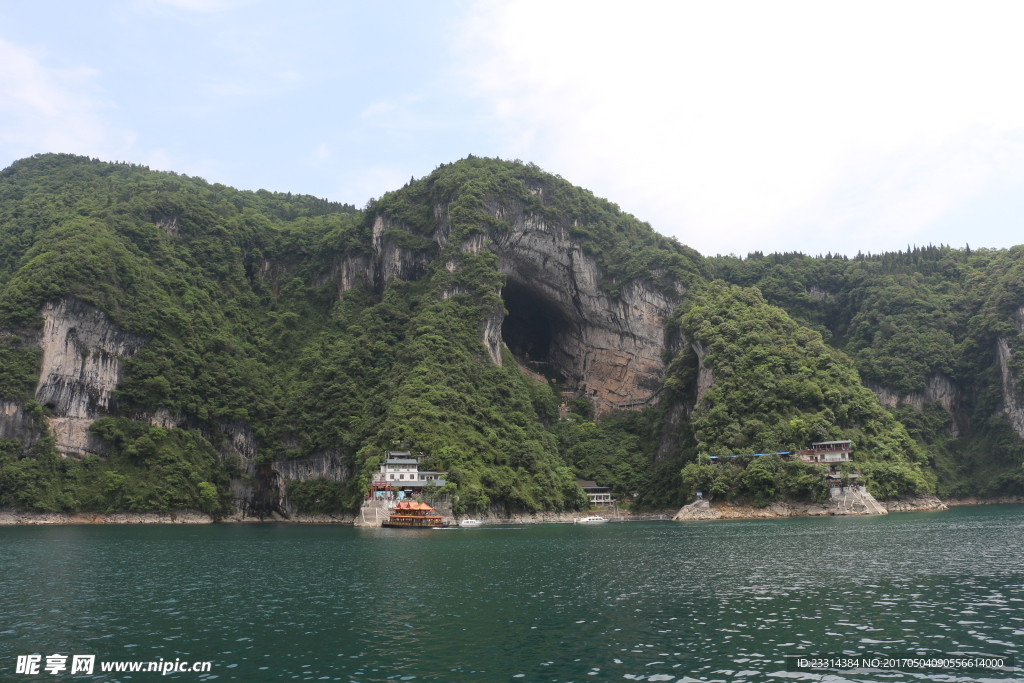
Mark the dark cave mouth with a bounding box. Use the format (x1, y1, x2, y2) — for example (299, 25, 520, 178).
(501, 282, 572, 384)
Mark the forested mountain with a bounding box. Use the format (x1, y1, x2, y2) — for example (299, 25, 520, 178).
(711, 249, 1024, 498)
(0, 153, 1020, 516)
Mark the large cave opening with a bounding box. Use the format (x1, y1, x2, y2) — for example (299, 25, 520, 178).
(501, 281, 575, 385)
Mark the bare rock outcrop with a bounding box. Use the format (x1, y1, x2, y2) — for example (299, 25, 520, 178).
(273, 450, 347, 482)
(673, 499, 720, 520)
(317, 253, 373, 299)
(996, 337, 1024, 439)
(944, 495, 1024, 506)
(692, 340, 715, 404)
(807, 285, 831, 301)
(867, 374, 961, 436)
(1014, 305, 1024, 334)
(222, 427, 351, 518)
(1, 299, 353, 517)
(370, 216, 432, 289)
(32, 299, 147, 456)
(456, 200, 682, 415)
(673, 489, 894, 521)
(0, 401, 39, 447)
(884, 495, 948, 512)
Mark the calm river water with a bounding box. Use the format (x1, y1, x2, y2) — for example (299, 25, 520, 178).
(1, 506, 1022, 682)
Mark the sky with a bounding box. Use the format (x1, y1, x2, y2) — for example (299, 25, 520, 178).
(2, 0, 1023, 258)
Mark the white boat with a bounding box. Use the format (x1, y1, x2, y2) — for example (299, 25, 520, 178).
(575, 515, 608, 524)
(459, 519, 483, 527)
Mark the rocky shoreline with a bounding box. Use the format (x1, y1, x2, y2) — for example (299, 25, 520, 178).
(0, 507, 677, 526)
(883, 496, 949, 512)
(943, 495, 1024, 506)
(673, 494, 951, 522)
(0, 496, 1017, 525)
(0, 509, 356, 525)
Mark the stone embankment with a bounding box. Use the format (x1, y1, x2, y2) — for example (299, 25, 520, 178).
(354, 499, 674, 527)
(0, 508, 355, 525)
(944, 495, 1024, 506)
(0, 510, 217, 525)
(1, 503, 658, 526)
(7, 496, 1016, 526)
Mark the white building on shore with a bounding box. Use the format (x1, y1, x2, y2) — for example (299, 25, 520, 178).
(369, 450, 446, 499)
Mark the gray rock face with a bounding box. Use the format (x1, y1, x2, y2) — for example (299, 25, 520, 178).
(33, 299, 147, 456)
(274, 450, 347, 482)
(692, 341, 714, 405)
(0, 401, 38, 446)
(491, 219, 679, 414)
(997, 337, 1024, 438)
(244, 450, 352, 520)
(672, 488, 890, 521)
(807, 285, 831, 301)
(217, 418, 350, 517)
(439, 199, 682, 415)
(867, 374, 961, 436)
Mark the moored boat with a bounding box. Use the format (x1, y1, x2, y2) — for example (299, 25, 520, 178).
(459, 518, 483, 527)
(575, 515, 608, 524)
(383, 501, 448, 529)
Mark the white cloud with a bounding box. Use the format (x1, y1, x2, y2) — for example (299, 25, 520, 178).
(459, 0, 1024, 255)
(0, 38, 134, 163)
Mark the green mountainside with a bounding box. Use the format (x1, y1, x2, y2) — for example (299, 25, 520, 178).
(0, 153, 1021, 515)
(711, 249, 1024, 498)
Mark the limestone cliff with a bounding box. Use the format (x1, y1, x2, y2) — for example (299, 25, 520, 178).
(0, 401, 38, 446)
(996, 337, 1024, 439)
(437, 198, 681, 415)
(867, 374, 961, 436)
(206, 423, 350, 518)
(32, 299, 147, 456)
(692, 340, 714, 405)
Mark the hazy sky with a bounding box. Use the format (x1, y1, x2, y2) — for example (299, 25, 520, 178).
(2, 0, 1023, 257)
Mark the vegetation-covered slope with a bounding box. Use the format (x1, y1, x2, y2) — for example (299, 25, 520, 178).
(657, 282, 930, 507)
(712, 247, 1024, 498)
(0, 154, 1021, 515)
(0, 154, 699, 514)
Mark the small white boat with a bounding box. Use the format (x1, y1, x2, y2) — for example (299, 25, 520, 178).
(575, 515, 608, 524)
(459, 519, 483, 527)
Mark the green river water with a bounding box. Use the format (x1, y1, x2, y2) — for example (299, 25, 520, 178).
(1, 505, 1021, 682)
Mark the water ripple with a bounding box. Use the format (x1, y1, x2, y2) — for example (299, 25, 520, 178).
(0, 507, 1021, 681)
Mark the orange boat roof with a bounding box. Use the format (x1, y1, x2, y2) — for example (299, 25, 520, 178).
(392, 501, 435, 511)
